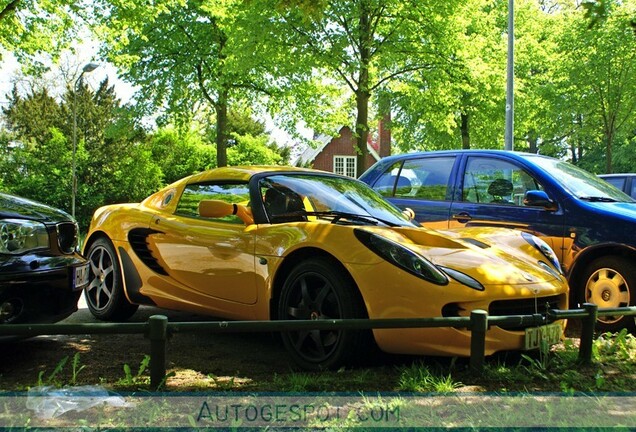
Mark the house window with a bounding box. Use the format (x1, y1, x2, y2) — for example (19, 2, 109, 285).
(334, 155, 357, 178)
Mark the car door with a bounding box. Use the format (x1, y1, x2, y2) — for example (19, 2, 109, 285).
(448, 154, 568, 262)
(149, 182, 258, 305)
(372, 155, 458, 229)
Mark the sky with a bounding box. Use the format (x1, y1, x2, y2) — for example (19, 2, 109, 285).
(0, 48, 135, 106)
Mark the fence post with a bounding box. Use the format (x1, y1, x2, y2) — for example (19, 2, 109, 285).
(470, 309, 488, 371)
(148, 315, 168, 389)
(579, 303, 598, 364)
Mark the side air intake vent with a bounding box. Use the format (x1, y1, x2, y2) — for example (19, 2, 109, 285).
(128, 228, 168, 275)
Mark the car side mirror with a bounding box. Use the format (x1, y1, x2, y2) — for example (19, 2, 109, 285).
(199, 200, 254, 225)
(523, 190, 557, 211)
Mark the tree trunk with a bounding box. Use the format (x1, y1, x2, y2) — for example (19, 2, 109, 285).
(355, 1, 371, 177)
(215, 88, 228, 168)
(460, 112, 470, 149)
(527, 129, 538, 154)
(355, 91, 370, 177)
(605, 129, 613, 173)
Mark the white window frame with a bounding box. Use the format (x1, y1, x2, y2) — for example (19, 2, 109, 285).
(333, 155, 357, 178)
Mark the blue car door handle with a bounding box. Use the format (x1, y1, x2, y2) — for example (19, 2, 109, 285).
(452, 212, 472, 223)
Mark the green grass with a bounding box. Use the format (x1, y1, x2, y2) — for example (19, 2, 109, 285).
(21, 331, 636, 394)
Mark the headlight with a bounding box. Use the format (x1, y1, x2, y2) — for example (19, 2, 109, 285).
(0, 219, 50, 255)
(438, 266, 485, 291)
(354, 229, 448, 285)
(521, 232, 563, 275)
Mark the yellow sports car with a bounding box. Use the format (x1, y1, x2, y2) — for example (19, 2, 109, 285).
(83, 166, 568, 369)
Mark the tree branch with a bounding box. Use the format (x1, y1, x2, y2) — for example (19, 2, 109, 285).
(0, 0, 20, 22)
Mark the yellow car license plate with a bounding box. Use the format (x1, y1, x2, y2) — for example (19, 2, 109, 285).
(524, 323, 562, 350)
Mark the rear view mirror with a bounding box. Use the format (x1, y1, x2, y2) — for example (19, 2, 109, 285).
(199, 200, 254, 225)
(523, 190, 557, 211)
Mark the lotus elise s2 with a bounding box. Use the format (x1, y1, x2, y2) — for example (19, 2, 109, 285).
(83, 166, 568, 369)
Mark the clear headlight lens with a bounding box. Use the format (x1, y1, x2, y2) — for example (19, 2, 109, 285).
(355, 229, 448, 285)
(522, 232, 563, 275)
(0, 219, 50, 254)
(438, 266, 485, 291)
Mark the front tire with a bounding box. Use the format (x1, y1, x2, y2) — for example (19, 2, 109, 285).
(85, 237, 138, 321)
(278, 257, 369, 370)
(581, 256, 636, 333)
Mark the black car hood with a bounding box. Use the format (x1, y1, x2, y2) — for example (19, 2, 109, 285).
(0, 193, 73, 223)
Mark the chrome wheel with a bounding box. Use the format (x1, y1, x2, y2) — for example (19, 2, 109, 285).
(84, 237, 138, 321)
(582, 256, 635, 333)
(86, 244, 115, 312)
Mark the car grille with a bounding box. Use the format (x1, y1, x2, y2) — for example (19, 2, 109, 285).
(56, 222, 78, 254)
(488, 294, 564, 317)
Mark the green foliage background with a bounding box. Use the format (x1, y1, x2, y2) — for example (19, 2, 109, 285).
(1, 0, 636, 231)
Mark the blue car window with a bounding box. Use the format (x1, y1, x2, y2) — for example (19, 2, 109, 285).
(463, 157, 543, 206)
(396, 157, 455, 200)
(373, 161, 403, 197)
(604, 177, 625, 191)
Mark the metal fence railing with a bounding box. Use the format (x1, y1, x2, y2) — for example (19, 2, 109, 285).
(1, 303, 635, 389)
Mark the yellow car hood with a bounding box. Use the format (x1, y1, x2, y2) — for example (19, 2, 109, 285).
(363, 225, 560, 287)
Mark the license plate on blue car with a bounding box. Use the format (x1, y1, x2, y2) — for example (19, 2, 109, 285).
(524, 323, 562, 350)
(73, 263, 90, 290)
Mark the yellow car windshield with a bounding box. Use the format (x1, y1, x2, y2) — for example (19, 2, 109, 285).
(259, 174, 416, 227)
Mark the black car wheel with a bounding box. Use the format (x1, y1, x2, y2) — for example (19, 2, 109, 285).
(278, 257, 369, 370)
(85, 237, 138, 321)
(582, 256, 636, 333)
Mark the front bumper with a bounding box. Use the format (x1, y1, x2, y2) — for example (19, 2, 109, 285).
(373, 321, 566, 357)
(0, 254, 86, 325)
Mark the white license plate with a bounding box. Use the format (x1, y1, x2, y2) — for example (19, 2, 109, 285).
(525, 323, 562, 350)
(73, 263, 90, 290)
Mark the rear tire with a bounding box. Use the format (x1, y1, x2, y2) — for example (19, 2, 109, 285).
(581, 256, 636, 333)
(278, 257, 370, 370)
(85, 237, 138, 321)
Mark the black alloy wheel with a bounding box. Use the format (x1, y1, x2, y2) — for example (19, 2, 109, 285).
(278, 257, 369, 370)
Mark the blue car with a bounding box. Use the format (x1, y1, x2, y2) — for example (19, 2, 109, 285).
(599, 174, 636, 199)
(360, 150, 636, 332)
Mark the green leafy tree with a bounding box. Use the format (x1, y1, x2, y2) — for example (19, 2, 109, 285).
(270, 0, 461, 174)
(0, 0, 82, 67)
(512, 0, 567, 156)
(1, 86, 70, 204)
(227, 133, 283, 166)
(148, 128, 216, 185)
(2, 86, 61, 145)
(92, 0, 281, 168)
(1, 78, 163, 229)
(390, 0, 506, 152)
(557, 0, 636, 172)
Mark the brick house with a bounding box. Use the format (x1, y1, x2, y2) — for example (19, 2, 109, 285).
(294, 117, 391, 178)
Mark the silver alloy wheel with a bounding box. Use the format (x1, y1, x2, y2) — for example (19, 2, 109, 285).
(585, 266, 630, 325)
(86, 244, 116, 312)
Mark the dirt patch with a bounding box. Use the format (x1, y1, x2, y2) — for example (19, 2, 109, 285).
(0, 316, 298, 391)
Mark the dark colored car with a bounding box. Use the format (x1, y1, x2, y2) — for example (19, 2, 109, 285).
(0, 193, 88, 328)
(599, 174, 636, 199)
(360, 150, 636, 332)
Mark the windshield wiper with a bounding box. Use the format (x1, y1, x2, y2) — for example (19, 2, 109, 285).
(304, 211, 400, 227)
(579, 196, 618, 202)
